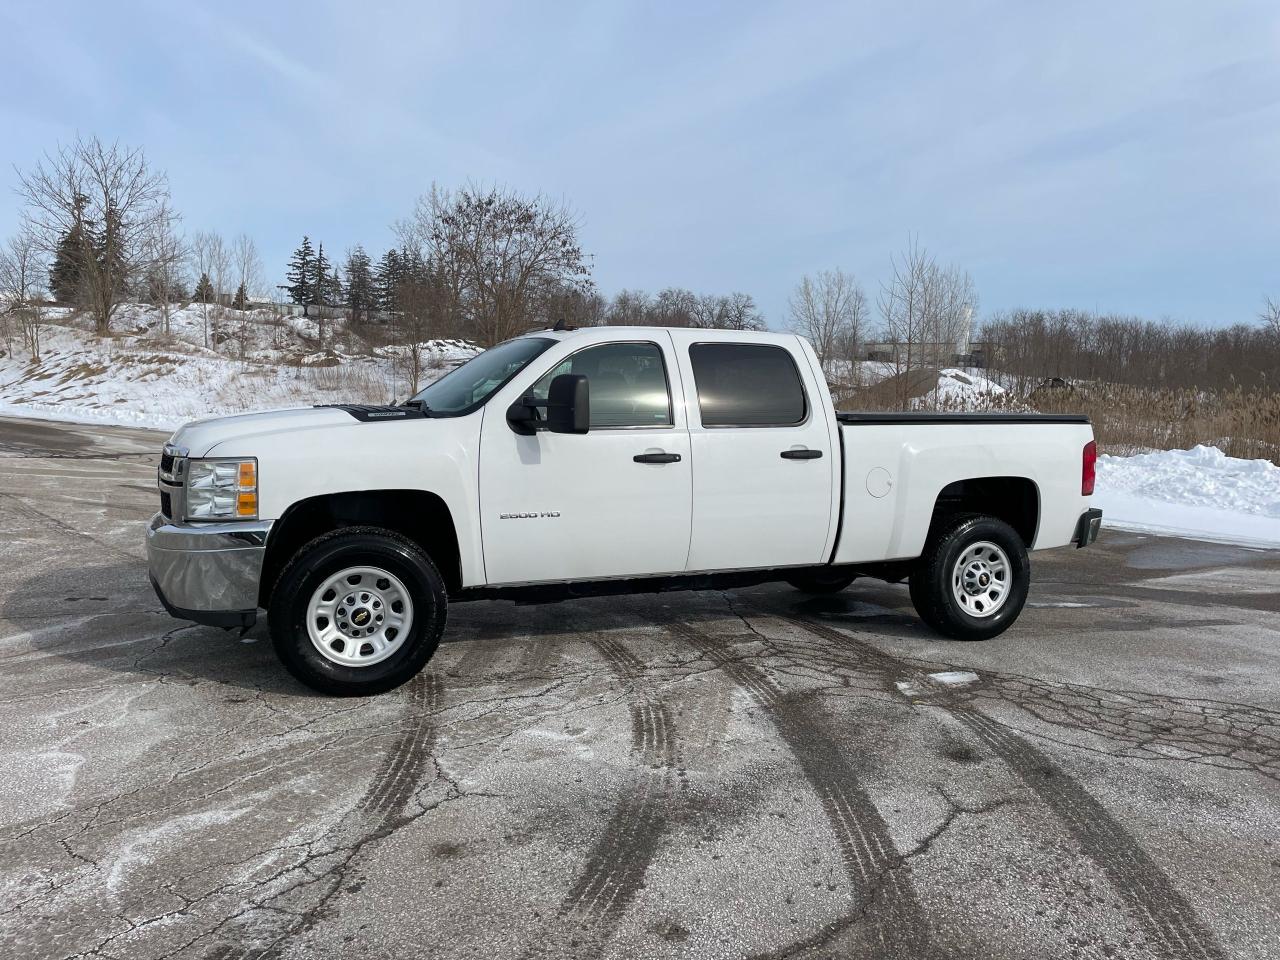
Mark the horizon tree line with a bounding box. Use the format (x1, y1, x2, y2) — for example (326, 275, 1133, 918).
(2, 134, 1278, 394)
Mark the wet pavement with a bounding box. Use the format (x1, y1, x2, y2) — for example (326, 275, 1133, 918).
(1, 414, 1277, 959)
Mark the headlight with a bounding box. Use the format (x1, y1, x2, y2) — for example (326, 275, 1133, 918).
(185, 458, 258, 521)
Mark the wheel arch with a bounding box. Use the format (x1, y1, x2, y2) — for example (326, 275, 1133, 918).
(927, 475, 1040, 548)
(259, 489, 462, 606)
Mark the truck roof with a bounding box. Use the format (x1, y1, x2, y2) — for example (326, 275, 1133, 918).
(520, 325, 791, 342)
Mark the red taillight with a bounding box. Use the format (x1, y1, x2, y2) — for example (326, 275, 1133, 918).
(1082, 440, 1097, 496)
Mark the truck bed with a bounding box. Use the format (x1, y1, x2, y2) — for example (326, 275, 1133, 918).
(831, 414, 1095, 565)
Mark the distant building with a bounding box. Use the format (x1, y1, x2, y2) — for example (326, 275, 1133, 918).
(864, 340, 990, 369)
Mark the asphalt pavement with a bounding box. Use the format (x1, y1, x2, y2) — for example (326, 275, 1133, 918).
(0, 414, 1277, 960)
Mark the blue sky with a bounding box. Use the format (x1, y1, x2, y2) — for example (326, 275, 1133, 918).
(2, 0, 1278, 328)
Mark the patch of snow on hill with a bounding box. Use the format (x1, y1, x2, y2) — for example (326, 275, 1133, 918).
(1094, 445, 1280, 547)
(933, 368, 1005, 402)
(0, 305, 478, 430)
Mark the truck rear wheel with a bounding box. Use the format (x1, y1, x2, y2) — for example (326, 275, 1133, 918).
(909, 514, 1029, 641)
(785, 568, 859, 594)
(268, 526, 446, 696)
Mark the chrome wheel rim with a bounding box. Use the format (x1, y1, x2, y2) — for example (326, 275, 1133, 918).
(951, 541, 1011, 618)
(306, 565, 413, 667)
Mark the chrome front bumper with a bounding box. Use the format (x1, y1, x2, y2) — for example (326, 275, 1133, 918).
(146, 513, 273, 628)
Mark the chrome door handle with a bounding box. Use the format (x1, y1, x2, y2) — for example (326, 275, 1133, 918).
(634, 452, 682, 464)
(780, 449, 823, 460)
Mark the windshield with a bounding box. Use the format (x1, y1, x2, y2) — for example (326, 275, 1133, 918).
(409, 337, 555, 416)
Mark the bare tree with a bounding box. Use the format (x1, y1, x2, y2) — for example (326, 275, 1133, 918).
(788, 269, 868, 372)
(208, 233, 231, 307)
(233, 233, 264, 306)
(190, 231, 233, 347)
(16, 136, 176, 334)
(608, 289, 654, 325)
(399, 184, 593, 346)
(389, 275, 439, 395)
(878, 240, 934, 407)
(191, 232, 214, 346)
(143, 223, 187, 336)
(694, 292, 765, 330)
(652, 287, 698, 327)
(1261, 296, 1280, 338)
(0, 230, 49, 358)
(877, 240, 978, 409)
(928, 263, 977, 361)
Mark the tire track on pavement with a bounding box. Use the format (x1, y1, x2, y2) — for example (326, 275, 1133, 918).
(955, 708, 1226, 960)
(782, 613, 1227, 960)
(665, 620, 938, 960)
(537, 635, 679, 956)
(186, 672, 445, 960)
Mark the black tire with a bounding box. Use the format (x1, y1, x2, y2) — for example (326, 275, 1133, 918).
(268, 526, 446, 696)
(785, 568, 859, 594)
(909, 514, 1029, 641)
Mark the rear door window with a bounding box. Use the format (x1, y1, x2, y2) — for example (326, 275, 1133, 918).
(688, 343, 807, 426)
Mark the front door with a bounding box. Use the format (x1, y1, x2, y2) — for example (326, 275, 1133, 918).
(670, 333, 837, 572)
(479, 335, 693, 585)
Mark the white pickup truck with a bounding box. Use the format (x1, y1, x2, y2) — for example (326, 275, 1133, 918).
(147, 326, 1102, 695)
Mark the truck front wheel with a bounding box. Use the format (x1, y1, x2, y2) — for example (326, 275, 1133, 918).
(909, 515, 1029, 641)
(268, 527, 447, 696)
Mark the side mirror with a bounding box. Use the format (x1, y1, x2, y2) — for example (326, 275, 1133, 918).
(546, 374, 590, 434)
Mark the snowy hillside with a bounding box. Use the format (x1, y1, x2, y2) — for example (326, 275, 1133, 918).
(0, 304, 477, 430)
(1094, 445, 1280, 547)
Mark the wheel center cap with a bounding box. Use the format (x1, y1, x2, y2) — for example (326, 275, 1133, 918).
(351, 608, 372, 627)
(979, 573, 990, 587)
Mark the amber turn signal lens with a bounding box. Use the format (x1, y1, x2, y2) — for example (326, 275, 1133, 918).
(238, 461, 256, 487)
(237, 491, 258, 517)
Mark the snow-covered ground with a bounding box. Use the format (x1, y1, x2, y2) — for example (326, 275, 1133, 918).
(0, 304, 477, 431)
(1094, 445, 1280, 548)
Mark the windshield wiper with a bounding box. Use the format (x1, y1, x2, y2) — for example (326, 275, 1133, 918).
(401, 398, 433, 414)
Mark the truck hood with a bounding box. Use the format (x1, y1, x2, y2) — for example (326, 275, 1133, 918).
(169, 406, 359, 457)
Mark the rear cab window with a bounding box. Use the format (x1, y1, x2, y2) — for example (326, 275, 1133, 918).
(687, 343, 808, 426)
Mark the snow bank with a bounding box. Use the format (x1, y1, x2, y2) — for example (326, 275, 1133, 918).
(1094, 445, 1280, 547)
(932, 368, 1005, 402)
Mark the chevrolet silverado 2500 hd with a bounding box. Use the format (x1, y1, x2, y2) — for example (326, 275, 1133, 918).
(147, 327, 1102, 695)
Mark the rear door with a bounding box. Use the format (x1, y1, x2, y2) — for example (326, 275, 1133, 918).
(671, 333, 837, 572)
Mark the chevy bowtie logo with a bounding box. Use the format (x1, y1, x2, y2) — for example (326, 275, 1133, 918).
(352, 609, 371, 626)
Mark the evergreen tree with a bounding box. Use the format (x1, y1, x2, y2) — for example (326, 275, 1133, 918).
(232, 282, 248, 311)
(285, 236, 315, 315)
(48, 193, 97, 305)
(194, 272, 215, 303)
(375, 248, 404, 311)
(311, 243, 332, 309)
(48, 224, 89, 304)
(97, 201, 128, 301)
(344, 246, 375, 322)
(323, 266, 342, 309)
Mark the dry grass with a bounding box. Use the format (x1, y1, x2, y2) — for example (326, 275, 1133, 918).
(837, 375, 1280, 464)
(1024, 384, 1280, 463)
